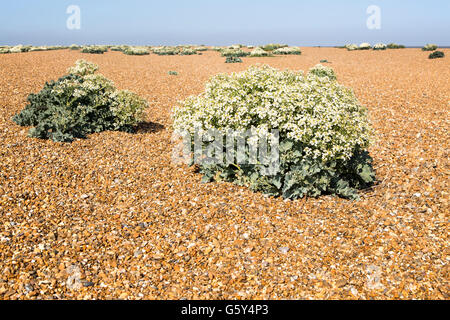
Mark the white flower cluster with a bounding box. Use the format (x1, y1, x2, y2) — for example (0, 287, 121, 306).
(359, 43, 371, 50)
(422, 44, 438, 51)
(122, 46, 150, 55)
(308, 64, 336, 81)
(345, 44, 358, 51)
(249, 47, 271, 57)
(273, 47, 302, 55)
(173, 65, 373, 162)
(67, 59, 99, 76)
(373, 43, 387, 50)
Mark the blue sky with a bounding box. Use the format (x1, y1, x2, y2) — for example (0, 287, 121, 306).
(0, 0, 449, 46)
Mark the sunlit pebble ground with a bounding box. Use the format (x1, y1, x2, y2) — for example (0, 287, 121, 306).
(0, 48, 448, 299)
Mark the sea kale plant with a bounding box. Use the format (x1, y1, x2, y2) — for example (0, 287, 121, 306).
(173, 65, 375, 200)
(81, 45, 108, 54)
(373, 43, 387, 50)
(422, 44, 438, 51)
(358, 43, 371, 50)
(225, 56, 243, 63)
(249, 47, 272, 57)
(273, 47, 302, 55)
(308, 64, 337, 81)
(122, 46, 150, 55)
(429, 51, 444, 59)
(12, 60, 147, 142)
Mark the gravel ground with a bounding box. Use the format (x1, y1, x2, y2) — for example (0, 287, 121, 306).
(0, 48, 448, 299)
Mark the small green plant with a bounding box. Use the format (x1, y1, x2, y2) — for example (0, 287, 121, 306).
(320, 59, 330, 63)
(168, 71, 178, 75)
(81, 46, 108, 54)
(429, 51, 444, 59)
(225, 56, 242, 63)
(69, 44, 81, 50)
(12, 60, 147, 142)
(387, 43, 405, 49)
(422, 44, 438, 51)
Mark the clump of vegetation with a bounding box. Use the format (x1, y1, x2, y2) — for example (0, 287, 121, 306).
(69, 44, 81, 50)
(178, 48, 197, 55)
(429, 51, 444, 59)
(249, 47, 272, 57)
(220, 48, 249, 58)
(168, 71, 178, 75)
(152, 46, 178, 55)
(308, 64, 337, 80)
(358, 43, 371, 50)
(81, 46, 108, 54)
(225, 56, 242, 63)
(320, 59, 330, 63)
(194, 46, 208, 52)
(373, 43, 387, 50)
(122, 47, 150, 55)
(387, 43, 405, 49)
(262, 43, 288, 51)
(345, 44, 358, 51)
(12, 60, 147, 142)
(422, 44, 438, 51)
(273, 47, 302, 55)
(173, 65, 375, 200)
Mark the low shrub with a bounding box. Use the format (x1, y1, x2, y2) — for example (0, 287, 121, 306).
(123, 47, 150, 55)
(152, 46, 178, 55)
(429, 51, 444, 59)
(178, 48, 197, 55)
(273, 47, 302, 55)
(346, 44, 358, 51)
(173, 65, 375, 200)
(262, 43, 288, 51)
(359, 43, 371, 50)
(225, 56, 242, 63)
(12, 60, 147, 142)
(69, 44, 81, 50)
(387, 43, 405, 49)
(249, 47, 272, 57)
(422, 44, 438, 51)
(373, 43, 387, 50)
(308, 64, 337, 80)
(81, 46, 108, 54)
(221, 48, 248, 58)
(168, 71, 178, 75)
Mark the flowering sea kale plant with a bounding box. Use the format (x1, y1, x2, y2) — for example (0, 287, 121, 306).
(308, 64, 337, 81)
(373, 43, 387, 50)
(422, 44, 438, 51)
(249, 47, 272, 57)
(172, 65, 375, 199)
(273, 47, 302, 55)
(12, 60, 147, 142)
(359, 43, 371, 50)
